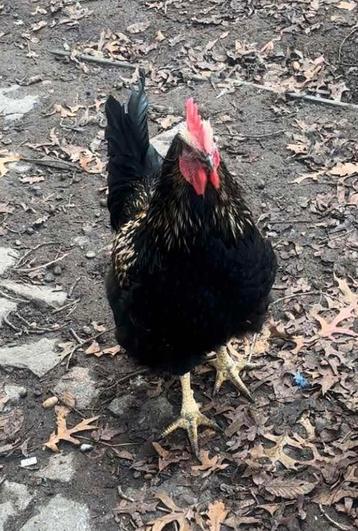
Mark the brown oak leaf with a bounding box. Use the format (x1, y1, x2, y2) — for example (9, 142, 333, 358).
(45, 406, 99, 452)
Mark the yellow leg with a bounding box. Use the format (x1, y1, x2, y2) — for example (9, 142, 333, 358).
(161, 372, 218, 456)
(211, 342, 258, 401)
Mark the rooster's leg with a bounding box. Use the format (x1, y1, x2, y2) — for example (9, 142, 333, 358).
(211, 342, 258, 401)
(161, 372, 218, 456)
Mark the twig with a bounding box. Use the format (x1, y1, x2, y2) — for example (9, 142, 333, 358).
(0, 289, 27, 303)
(64, 326, 116, 369)
(52, 299, 79, 314)
(221, 129, 285, 140)
(221, 78, 358, 111)
(247, 333, 258, 364)
(117, 486, 135, 503)
(3, 315, 22, 333)
(50, 49, 137, 70)
(15, 242, 57, 269)
(17, 252, 69, 273)
(319, 504, 351, 531)
(338, 26, 358, 64)
(68, 276, 81, 298)
(272, 290, 322, 306)
(21, 157, 77, 171)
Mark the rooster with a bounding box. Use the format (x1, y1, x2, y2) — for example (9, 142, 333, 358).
(105, 74, 277, 455)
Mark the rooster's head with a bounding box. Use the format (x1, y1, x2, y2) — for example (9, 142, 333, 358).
(178, 98, 221, 196)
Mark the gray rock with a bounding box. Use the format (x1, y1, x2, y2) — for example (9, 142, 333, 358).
(0, 298, 17, 327)
(35, 453, 75, 483)
(151, 122, 183, 157)
(21, 495, 91, 531)
(108, 395, 136, 417)
(0, 481, 34, 531)
(85, 251, 96, 259)
(4, 384, 27, 405)
(0, 247, 19, 275)
(0, 85, 38, 122)
(0, 280, 67, 307)
(0, 338, 64, 377)
(54, 367, 99, 410)
(138, 396, 174, 430)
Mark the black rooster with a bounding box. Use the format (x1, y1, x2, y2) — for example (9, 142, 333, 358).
(105, 74, 277, 455)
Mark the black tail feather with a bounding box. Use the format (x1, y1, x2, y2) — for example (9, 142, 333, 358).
(105, 73, 162, 230)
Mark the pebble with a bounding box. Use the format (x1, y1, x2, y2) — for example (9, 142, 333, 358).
(44, 272, 54, 283)
(99, 198, 107, 207)
(33, 388, 42, 397)
(80, 443, 94, 453)
(85, 251, 96, 259)
(257, 179, 265, 189)
(133, 471, 141, 479)
(53, 265, 62, 276)
(26, 227, 34, 235)
(42, 396, 59, 409)
(82, 325, 91, 335)
(19, 387, 28, 398)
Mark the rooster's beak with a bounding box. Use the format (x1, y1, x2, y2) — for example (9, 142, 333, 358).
(204, 154, 214, 171)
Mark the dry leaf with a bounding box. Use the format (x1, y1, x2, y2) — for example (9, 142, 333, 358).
(192, 451, 229, 477)
(337, 1, 357, 10)
(0, 150, 20, 177)
(311, 304, 357, 340)
(250, 433, 304, 470)
(207, 501, 229, 531)
(329, 162, 358, 178)
(20, 176, 45, 184)
(85, 340, 101, 355)
(44, 406, 99, 452)
(0, 409, 24, 442)
(264, 479, 317, 499)
(127, 21, 150, 34)
(152, 442, 189, 471)
(0, 203, 14, 214)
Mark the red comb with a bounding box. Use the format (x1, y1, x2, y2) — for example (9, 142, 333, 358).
(185, 98, 212, 152)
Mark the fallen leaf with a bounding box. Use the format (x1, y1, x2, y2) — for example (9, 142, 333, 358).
(152, 442, 189, 471)
(44, 406, 99, 452)
(192, 451, 229, 477)
(0, 150, 20, 177)
(19, 176, 45, 184)
(311, 304, 357, 340)
(250, 433, 304, 470)
(0, 203, 14, 214)
(329, 162, 358, 178)
(264, 479, 317, 499)
(0, 409, 24, 442)
(207, 501, 229, 531)
(127, 21, 150, 34)
(85, 340, 101, 355)
(337, 1, 357, 10)
(313, 486, 358, 505)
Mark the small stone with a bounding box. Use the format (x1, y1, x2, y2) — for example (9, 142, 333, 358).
(44, 272, 54, 283)
(34, 388, 42, 397)
(35, 453, 75, 483)
(0, 247, 19, 275)
(133, 471, 141, 479)
(85, 251, 96, 259)
(21, 495, 91, 531)
(54, 366, 99, 410)
(4, 384, 27, 404)
(82, 325, 91, 335)
(0, 338, 63, 377)
(80, 443, 93, 453)
(26, 227, 34, 235)
(138, 396, 174, 430)
(108, 395, 136, 417)
(53, 265, 62, 276)
(0, 280, 67, 306)
(99, 198, 107, 207)
(42, 396, 59, 409)
(257, 179, 265, 189)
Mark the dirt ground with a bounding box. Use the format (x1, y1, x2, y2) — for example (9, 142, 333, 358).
(0, 0, 357, 530)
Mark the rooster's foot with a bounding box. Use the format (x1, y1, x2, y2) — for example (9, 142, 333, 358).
(160, 372, 218, 457)
(211, 342, 258, 401)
